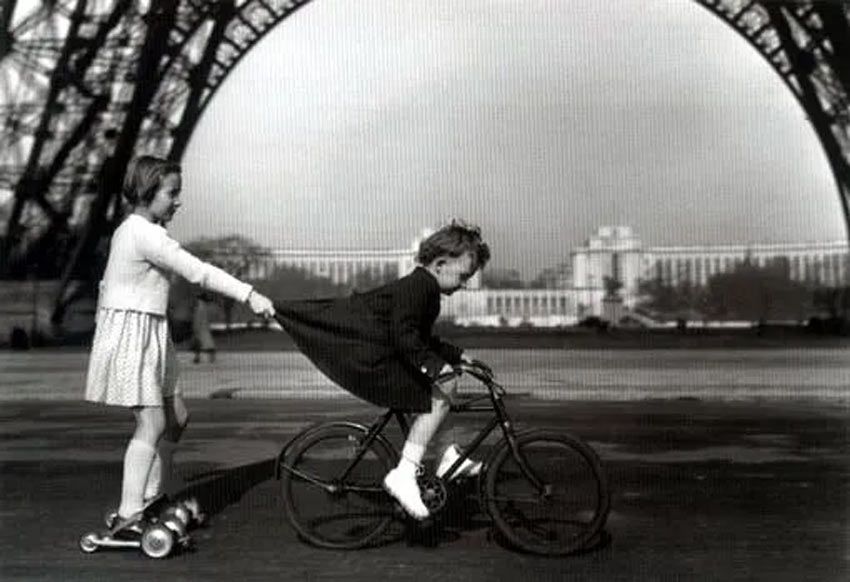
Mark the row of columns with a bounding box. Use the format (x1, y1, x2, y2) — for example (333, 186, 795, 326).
(246, 255, 405, 284)
(484, 291, 574, 316)
(651, 251, 849, 287)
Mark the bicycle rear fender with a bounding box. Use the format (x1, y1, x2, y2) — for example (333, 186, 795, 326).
(275, 421, 399, 480)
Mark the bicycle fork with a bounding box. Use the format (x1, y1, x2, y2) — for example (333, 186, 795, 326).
(492, 399, 548, 497)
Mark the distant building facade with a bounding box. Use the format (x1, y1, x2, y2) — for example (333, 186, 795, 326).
(240, 225, 848, 325)
(245, 230, 482, 289)
(571, 226, 850, 316)
(247, 247, 413, 286)
(440, 288, 578, 327)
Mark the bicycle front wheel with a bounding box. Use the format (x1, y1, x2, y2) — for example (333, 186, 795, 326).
(484, 430, 610, 556)
(281, 424, 397, 549)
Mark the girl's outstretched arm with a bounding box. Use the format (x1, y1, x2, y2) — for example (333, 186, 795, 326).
(138, 227, 273, 316)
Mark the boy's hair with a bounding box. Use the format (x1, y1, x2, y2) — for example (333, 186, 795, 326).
(416, 220, 491, 269)
(122, 155, 181, 206)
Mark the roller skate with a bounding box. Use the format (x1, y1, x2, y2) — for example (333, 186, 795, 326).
(160, 496, 206, 531)
(102, 493, 169, 530)
(79, 495, 192, 558)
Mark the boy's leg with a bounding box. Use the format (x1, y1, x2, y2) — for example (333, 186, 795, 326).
(401, 380, 453, 467)
(384, 380, 455, 519)
(119, 406, 165, 519)
(432, 379, 459, 455)
(432, 380, 482, 478)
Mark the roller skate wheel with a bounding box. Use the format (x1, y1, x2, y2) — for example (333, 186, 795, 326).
(161, 507, 187, 527)
(162, 516, 188, 540)
(79, 532, 99, 554)
(141, 524, 174, 559)
(171, 504, 191, 526)
(182, 498, 206, 525)
(104, 510, 119, 529)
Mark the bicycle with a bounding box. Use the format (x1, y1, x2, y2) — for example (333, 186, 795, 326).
(276, 360, 610, 556)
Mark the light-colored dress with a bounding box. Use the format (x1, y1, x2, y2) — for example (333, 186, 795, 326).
(85, 214, 252, 407)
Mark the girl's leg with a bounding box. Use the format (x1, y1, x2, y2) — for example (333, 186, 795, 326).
(145, 395, 189, 500)
(118, 406, 165, 519)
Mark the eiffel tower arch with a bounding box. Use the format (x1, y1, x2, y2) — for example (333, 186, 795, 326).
(0, 1, 848, 325)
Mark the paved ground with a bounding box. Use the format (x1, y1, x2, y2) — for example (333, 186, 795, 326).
(4, 348, 850, 401)
(1, 396, 848, 581)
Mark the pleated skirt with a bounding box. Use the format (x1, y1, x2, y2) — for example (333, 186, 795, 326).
(85, 308, 179, 407)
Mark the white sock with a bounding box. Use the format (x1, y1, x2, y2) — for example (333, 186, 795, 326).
(144, 439, 178, 500)
(398, 442, 426, 474)
(145, 453, 161, 501)
(118, 439, 157, 518)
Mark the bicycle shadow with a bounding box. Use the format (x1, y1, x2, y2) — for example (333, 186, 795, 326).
(175, 458, 276, 520)
(405, 478, 497, 549)
(170, 461, 612, 558)
(488, 527, 613, 557)
(408, 478, 613, 557)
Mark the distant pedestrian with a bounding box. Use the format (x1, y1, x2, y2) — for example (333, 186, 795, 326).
(192, 292, 216, 363)
(84, 155, 275, 538)
(275, 220, 490, 520)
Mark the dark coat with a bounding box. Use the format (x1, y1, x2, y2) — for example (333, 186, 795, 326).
(274, 267, 463, 412)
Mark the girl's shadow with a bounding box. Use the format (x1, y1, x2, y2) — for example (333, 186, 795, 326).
(178, 459, 276, 519)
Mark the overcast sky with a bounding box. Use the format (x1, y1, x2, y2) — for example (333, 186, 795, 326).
(172, 0, 847, 277)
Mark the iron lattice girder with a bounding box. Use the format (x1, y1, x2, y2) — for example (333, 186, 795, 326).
(695, 0, 850, 226)
(0, 0, 314, 196)
(0, 0, 314, 279)
(0, 0, 848, 316)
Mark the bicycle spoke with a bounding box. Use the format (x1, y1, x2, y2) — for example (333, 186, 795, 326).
(281, 465, 336, 492)
(282, 426, 396, 549)
(485, 431, 610, 555)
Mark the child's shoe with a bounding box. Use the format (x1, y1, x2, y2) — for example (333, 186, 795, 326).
(383, 468, 429, 520)
(110, 512, 146, 540)
(436, 444, 482, 480)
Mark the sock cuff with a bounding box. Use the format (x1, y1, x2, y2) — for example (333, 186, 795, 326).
(401, 443, 425, 465)
(400, 442, 426, 469)
(402, 442, 426, 456)
(401, 454, 424, 467)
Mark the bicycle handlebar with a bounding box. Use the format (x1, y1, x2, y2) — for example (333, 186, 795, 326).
(434, 359, 505, 407)
(434, 359, 497, 385)
(456, 359, 494, 381)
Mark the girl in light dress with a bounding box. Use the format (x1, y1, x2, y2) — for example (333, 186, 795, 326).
(84, 155, 275, 534)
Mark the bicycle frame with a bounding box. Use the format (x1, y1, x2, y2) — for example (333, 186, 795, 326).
(279, 362, 547, 496)
(440, 365, 546, 494)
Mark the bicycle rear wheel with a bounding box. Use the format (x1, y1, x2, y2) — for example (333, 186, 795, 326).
(484, 430, 610, 556)
(281, 424, 397, 549)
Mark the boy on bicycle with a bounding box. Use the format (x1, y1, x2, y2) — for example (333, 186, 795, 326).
(274, 220, 490, 519)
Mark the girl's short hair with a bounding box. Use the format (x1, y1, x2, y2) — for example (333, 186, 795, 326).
(122, 155, 181, 206)
(416, 220, 491, 269)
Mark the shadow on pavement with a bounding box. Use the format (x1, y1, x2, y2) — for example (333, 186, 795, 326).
(486, 525, 613, 557)
(179, 458, 276, 519)
(411, 478, 613, 557)
(171, 461, 612, 559)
